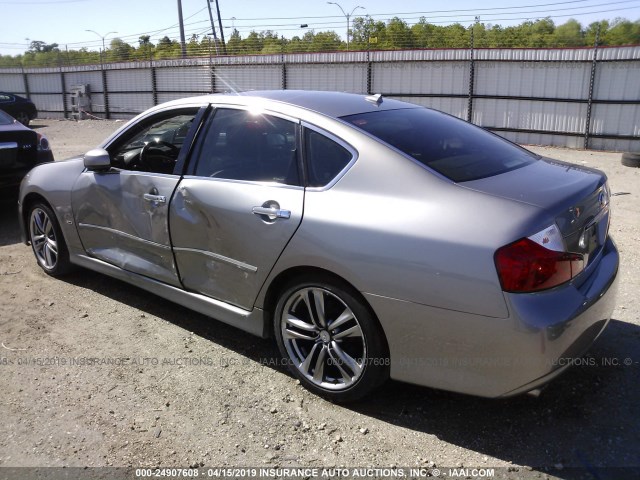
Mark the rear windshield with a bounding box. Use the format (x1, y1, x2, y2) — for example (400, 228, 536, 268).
(341, 108, 537, 182)
(0, 110, 15, 125)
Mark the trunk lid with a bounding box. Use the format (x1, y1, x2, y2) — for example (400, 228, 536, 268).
(462, 157, 610, 266)
(0, 128, 38, 170)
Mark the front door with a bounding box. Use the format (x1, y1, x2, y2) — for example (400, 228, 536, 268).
(71, 108, 199, 286)
(170, 107, 304, 309)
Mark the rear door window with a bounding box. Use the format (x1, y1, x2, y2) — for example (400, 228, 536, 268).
(191, 108, 300, 185)
(342, 108, 537, 182)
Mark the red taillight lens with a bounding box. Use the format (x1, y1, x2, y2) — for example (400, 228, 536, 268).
(495, 238, 584, 293)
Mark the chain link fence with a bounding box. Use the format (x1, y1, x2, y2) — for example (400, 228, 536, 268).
(0, 44, 638, 152)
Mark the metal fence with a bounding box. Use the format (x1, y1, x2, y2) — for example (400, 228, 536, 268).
(1, 45, 639, 152)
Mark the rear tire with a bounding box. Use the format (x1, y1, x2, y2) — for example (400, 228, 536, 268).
(28, 203, 72, 276)
(274, 275, 389, 403)
(621, 152, 640, 168)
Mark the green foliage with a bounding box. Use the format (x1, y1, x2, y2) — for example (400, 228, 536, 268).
(29, 40, 59, 53)
(1, 17, 639, 68)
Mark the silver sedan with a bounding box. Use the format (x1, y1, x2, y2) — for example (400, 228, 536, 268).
(18, 91, 619, 402)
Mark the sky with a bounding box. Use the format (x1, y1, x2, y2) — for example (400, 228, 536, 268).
(1, 0, 640, 55)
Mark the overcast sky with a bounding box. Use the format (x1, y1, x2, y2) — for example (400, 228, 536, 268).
(1, 0, 639, 55)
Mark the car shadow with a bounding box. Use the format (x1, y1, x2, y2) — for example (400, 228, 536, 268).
(28, 123, 48, 130)
(0, 195, 21, 247)
(59, 269, 639, 478)
(347, 319, 640, 477)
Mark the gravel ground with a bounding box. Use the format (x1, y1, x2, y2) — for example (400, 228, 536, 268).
(0, 119, 639, 479)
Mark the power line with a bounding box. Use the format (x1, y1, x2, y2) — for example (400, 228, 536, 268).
(2, 0, 639, 54)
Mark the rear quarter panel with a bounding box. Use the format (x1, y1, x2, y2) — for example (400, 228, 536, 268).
(259, 129, 551, 320)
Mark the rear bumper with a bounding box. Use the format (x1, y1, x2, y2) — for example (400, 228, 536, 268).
(366, 236, 619, 397)
(0, 151, 53, 191)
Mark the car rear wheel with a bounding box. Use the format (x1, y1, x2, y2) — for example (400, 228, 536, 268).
(28, 203, 72, 276)
(274, 276, 389, 403)
(15, 111, 30, 126)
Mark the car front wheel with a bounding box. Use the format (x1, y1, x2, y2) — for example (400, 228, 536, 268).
(28, 203, 72, 276)
(274, 276, 389, 403)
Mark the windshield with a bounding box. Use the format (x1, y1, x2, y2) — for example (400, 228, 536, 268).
(341, 108, 538, 182)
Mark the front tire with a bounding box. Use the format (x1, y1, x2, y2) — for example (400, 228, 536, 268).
(274, 275, 389, 403)
(28, 203, 72, 276)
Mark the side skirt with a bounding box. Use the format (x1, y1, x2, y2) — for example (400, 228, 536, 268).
(71, 254, 268, 338)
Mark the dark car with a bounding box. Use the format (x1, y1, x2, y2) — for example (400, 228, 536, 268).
(0, 92, 38, 126)
(0, 110, 53, 194)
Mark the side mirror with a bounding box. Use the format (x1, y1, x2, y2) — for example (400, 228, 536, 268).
(84, 148, 111, 171)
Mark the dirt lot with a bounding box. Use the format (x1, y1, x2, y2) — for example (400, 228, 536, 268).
(0, 119, 639, 478)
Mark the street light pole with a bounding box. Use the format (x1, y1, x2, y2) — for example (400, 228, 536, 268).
(85, 29, 117, 64)
(327, 2, 364, 50)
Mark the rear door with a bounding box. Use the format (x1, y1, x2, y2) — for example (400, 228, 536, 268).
(170, 107, 304, 310)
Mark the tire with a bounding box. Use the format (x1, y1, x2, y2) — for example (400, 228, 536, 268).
(15, 111, 30, 127)
(28, 203, 72, 276)
(621, 152, 640, 168)
(273, 275, 389, 403)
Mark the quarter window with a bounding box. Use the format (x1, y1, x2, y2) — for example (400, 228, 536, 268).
(193, 108, 300, 185)
(304, 129, 353, 187)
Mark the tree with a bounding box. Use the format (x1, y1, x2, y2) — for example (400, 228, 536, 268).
(411, 18, 436, 48)
(107, 38, 134, 62)
(28, 40, 59, 53)
(385, 17, 414, 49)
(138, 35, 154, 60)
(227, 29, 243, 55)
(606, 18, 640, 45)
(553, 19, 583, 46)
(3, 16, 640, 67)
(155, 36, 180, 59)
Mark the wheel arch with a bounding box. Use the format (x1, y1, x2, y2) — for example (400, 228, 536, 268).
(21, 192, 54, 244)
(261, 266, 389, 352)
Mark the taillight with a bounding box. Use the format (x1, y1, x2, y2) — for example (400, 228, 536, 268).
(494, 224, 584, 293)
(36, 133, 50, 151)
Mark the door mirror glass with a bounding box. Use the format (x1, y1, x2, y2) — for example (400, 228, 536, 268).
(84, 148, 112, 170)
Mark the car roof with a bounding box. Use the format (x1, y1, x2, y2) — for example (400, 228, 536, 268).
(167, 90, 420, 119)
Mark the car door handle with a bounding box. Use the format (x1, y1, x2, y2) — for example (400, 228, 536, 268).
(143, 193, 166, 204)
(252, 206, 291, 219)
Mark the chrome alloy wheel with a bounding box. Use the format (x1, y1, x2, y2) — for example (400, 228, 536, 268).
(30, 207, 58, 270)
(281, 287, 366, 390)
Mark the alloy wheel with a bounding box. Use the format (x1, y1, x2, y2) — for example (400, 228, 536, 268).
(281, 287, 366, 391)
(30, 207, 58, 270)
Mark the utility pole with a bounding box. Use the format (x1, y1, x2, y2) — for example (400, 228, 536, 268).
(177, 0, 187, 58)
(214, 0, 227, 54)
(206, 0, 220, 55)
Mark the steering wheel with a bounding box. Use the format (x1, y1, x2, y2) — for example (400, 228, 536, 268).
(139, 141, 180, 173)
